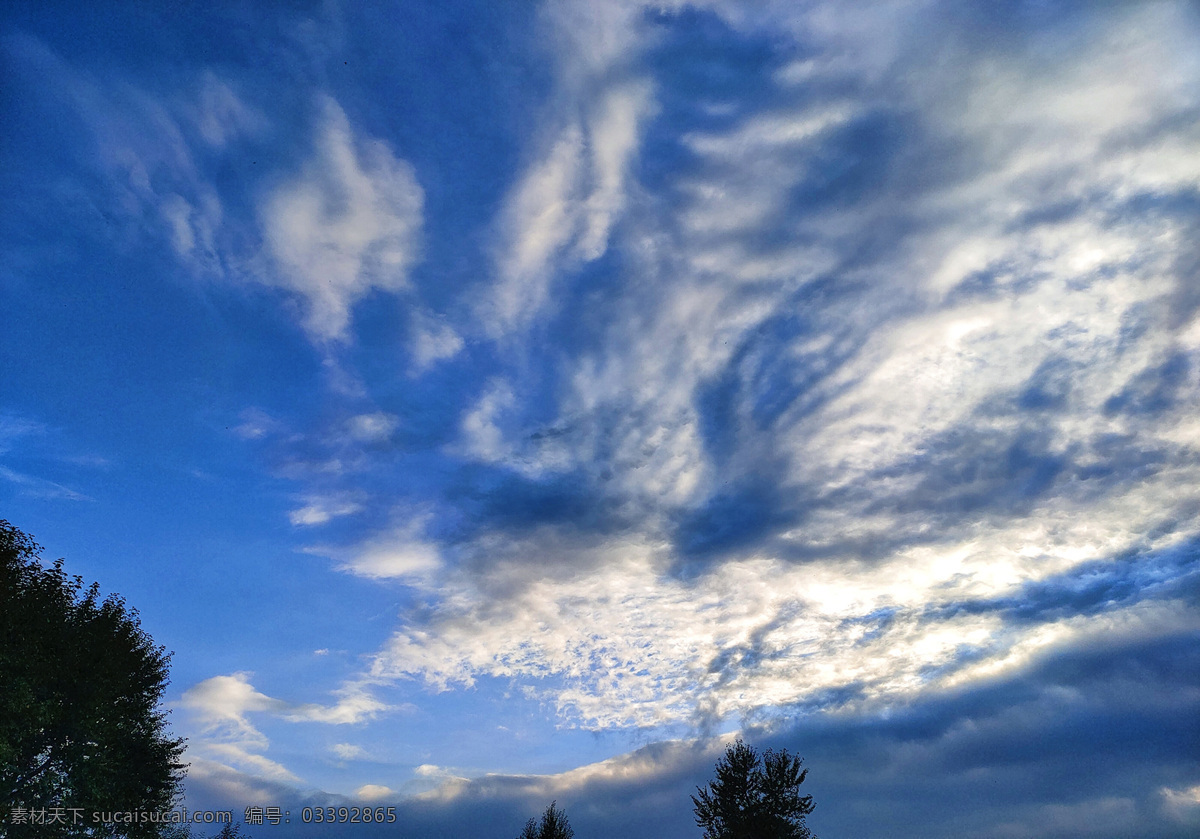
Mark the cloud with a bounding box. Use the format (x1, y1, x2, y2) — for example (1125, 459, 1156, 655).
(182, 672, 290, 746)
(316, 0, 1200, 744)
(1161, 784, 1200, 823)
(577, 82, 658, 259)
(331, 743, 370, 761)
(489, 124, 584, 334)
(289, 492, 364, 527)
(259, 96, 424, 343)
(454, 379, 518, 465)
(355, 784, 395, 801)
(0, 414, 45, 453)
(483, 20, 656, 337)
(178, 630, 1198, 839)
(181, 673, 392, 782)
(183, 757, 308, 808)
(192, 71, 267, 149)
(50, 2, 1195, 830)
(345, 412, 400, 444)
(363, 523, 1197, 730)
(411, 737, 720, 806)
(0, 465, 91, 502)
(204, 744, 302, 784)
(777, 627, 1200, 839)
(316, 518, 443, 581)
(230, 408, 284, 441)
(0, 413, 109, 499)
(289, 683, 393, 725)
(410, 313, 464, 372)
(5, 39, 424, 347)
(3, 34, 232, 274)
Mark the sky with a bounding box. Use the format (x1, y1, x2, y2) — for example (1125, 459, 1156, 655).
(2, 0, 1199, 837)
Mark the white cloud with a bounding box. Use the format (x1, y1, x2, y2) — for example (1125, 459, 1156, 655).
(484, 51, 655, 337)
(231, 408, 283, 440)
(204, 743, 302, 784)
(181, 673, 392, 783)
(259, 96, 423, 342)
(344, 540, 441, 580)
(331, 743, 370, 761)
(1160, 783, 1200, 821)
(289, 492, 363, 527)
(577, 82, 656, 259)
(410, 314, 465, 371)
(182, 672, 388, 729)
(407, 764, 475, 801)
(346, 0, 1200, 736)
(319, 518, 443, 581)
(181, 672, 286, 751)
(193, 71, 266, 148)
(0, 465, 90, 502)
(11, 35, 229, 275)
(488, 125, 586, 335)
(454, 379, 517, 466)
(290, 505, 339, 527)
(414, 735, 728, 804)
(3, 39, 431, 347)
(346, 412, 400, 444)
(355, 784, 395, 801)
(364, 519, 1198, 731)
(183, 756, 305, 805)
(289, 683, 393, 725)
(0, 414, 45, 453)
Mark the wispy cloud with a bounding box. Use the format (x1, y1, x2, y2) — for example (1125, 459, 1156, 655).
(331, 743, 371, 762)
(0, 465, 91, 502)
(181, 672, 392, 781)
(5, 36, 424, 347)
(9, 1, 1200, 833)
(483, 3, 656, 337)
(289, 492, 363, 527)
(259, 96, 424, 343)
(409, 312, 465, 372)
(345, 412, 400, 444)
(315, 517, 443, 581)
(315, 0, 1200, 741)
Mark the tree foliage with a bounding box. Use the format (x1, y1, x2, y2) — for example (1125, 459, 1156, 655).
(692, 740, 815, 839)
(1, 520, 186, 838)
(207, 826, 248, 839)
(515, 801, 574, 839)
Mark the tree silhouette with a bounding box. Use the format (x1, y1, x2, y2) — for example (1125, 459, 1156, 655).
(209, 826, 250, 839)
(515, 801, 574, 839)
(692, 740, 815, 839)
(1, 520, 186, 838)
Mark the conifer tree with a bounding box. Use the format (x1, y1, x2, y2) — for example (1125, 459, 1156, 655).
(692, 740, 815, 839)
(515, 801, 574, 839)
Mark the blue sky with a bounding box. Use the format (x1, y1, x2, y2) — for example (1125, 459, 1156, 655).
(3, 1, 1199, 836)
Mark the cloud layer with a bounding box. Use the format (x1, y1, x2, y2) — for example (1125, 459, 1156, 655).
(260, 97, 423, 342)
(5, 1, 1199, 837)
(330, 0, 1200, 738)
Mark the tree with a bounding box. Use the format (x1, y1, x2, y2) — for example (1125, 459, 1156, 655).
(208, 826, 249, 839)
(692, 740, 815, 839)
(1, 520, 187, 838)
(515, 801, 574, 839)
